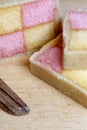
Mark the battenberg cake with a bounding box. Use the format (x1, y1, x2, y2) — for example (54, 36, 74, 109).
(63, 10, 87, 70)
(30, 34, 87, 108)
(0, 0, 59, 58)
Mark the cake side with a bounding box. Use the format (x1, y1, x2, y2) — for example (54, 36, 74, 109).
(63, 10, 87, 70)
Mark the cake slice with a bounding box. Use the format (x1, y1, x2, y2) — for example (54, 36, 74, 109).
(0, 0, 60, 58)
(63, 10, 87, 70)
(30, 34, 87, 108)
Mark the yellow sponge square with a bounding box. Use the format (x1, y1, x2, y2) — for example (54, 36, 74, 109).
(24, 22, 55, 50)
(70, 30, 87, 50)
(0, 6, 22, 35)
(62, 70, 87, 90)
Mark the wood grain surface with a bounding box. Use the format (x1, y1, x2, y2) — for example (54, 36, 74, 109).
(0, 54, 87, 130)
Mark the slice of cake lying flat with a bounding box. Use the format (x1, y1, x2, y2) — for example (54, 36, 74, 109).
(30, 34, 87, 108)
(63, 10, 87, 69)
(0, 0, 60, 58)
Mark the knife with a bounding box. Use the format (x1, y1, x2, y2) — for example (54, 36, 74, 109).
(0, 79, 30, 116)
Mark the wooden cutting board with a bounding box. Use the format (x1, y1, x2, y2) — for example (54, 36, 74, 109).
(0, 54, 87, 130)
(0, 0, 87, 129)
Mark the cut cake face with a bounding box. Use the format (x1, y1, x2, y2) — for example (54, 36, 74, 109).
(30, 34, 87, 108)
(63, 10, 87, 70)
(0, 0, 58, 58)
(69, 11, 87, 50)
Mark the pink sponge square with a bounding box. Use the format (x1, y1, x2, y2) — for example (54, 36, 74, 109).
(22, 0, 55, 27)
(0, 31, 25, 58)
(36, 46, 63, 73)
(69, 11, 87, 29)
